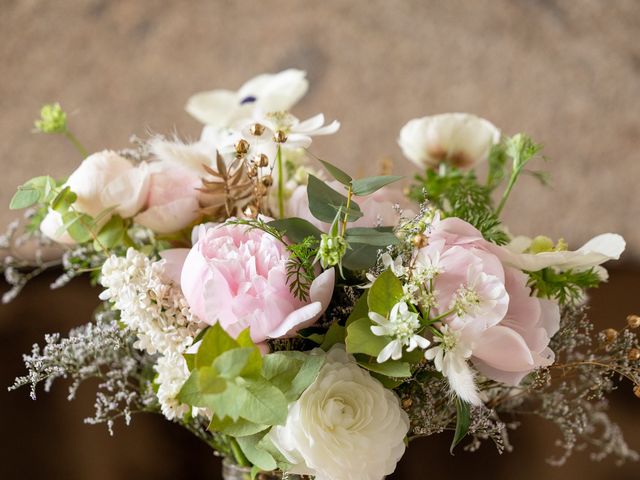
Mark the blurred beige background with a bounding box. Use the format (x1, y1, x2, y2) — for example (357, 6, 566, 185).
(1, 0, 639, 265)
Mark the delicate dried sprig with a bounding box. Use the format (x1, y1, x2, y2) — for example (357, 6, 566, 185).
(199, 152, 255, 219)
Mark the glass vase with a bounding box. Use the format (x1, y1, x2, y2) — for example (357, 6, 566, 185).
(222, 458, 312, 480)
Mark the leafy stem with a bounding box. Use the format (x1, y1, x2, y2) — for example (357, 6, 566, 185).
(276, 145, 284, 218)
(64, 130, 89, 158)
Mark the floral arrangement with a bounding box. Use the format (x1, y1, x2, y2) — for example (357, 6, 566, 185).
(4, 69, 639, 480)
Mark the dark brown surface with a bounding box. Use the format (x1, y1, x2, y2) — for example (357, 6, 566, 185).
(0, 267, 638, 480)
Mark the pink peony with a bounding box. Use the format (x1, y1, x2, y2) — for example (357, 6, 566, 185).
(135, 163, 202, 234)
(163, 223, 335, 344)
(287, 180, 413, 232)
(421, 217, 560, 386)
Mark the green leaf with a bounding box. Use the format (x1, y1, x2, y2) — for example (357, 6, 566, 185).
(50, 186, 77, 214)
(237, 433, 278, 472)
(177, 367, 227, 409)
(356, 355, 411, 377)
(317, 159, 353, 186)
(209, 415, 268, 437)
(61, 211, 94, 243)
(345, 317, 388, 357)
(94, 215, 126, 250)
(450, 397, 471, 454)
(346, 292, 369, 327)
(10, 176, 57, 210)
(236, 378, 289, 426)
(214, 347, 262, 379)
(268, 217, 322, 243)
(287, 354, 324, 401)
(351, 175, 402, 196)
(320, 322, 346, 350)
(341, 243, 381, 270)
(195, 323, 240, 368)
(345, 227, 399, 246)
(306, 175, 362, 223)
(368, 269, 404, 316)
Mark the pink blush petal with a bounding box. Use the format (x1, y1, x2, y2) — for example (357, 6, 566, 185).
(471, 325, 535, 372)
(159, 248, 190, 285)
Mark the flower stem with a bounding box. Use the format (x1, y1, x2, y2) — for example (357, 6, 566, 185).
(341, 185, 353, 236)
(64, 130, 89, 159)
(495, 171, 518, 217)
(228, 437, 251, 467)
(276, 145, 284, 218)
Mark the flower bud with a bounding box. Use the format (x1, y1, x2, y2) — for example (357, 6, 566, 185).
(35, 103, 67, 134)
(317, 234, 347, 269)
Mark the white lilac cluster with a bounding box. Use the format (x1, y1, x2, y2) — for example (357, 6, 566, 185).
(99, 248, 202, 420)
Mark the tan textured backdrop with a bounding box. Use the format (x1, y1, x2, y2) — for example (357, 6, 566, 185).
(1, 0, 639, 263)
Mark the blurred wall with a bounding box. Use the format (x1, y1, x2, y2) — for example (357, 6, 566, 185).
(1, 0, 639, 262)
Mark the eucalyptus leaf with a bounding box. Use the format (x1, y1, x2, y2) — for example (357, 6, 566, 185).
(307, 175, 362, 223)
(351, 175, 403, 196)
(95, 215, 126, 250)
(268, 217, 322, 243)
(317, 159, 352, 186)
(9, 176, 57, 210)
(345, 227, 399, 246)
(60, 211, 94, 243)
(50, 186, 77, 214)
(213, 347, 262, 379)
(341, 243, 381, 270)
(356, 355, 411, 378)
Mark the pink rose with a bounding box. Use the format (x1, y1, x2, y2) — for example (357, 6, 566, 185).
(163, 223, 335, 343)
(135, 163, 202, 234)
(422, 217, 560, 386)
(287, 180, 413, 231)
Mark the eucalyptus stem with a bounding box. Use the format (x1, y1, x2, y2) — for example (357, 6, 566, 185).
(341, 185, 353, 236)
(64, 130, 89, 158)
(276, 145, 284, 218)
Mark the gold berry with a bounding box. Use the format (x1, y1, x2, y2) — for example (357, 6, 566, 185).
(273, 130, 288, 143)
(247, 164, 258, 179)
(261, 175, 274, 187)
(603, 328, 618, 343)
(249, 123, 266, 136)
(634, 385, 640, 399)
(628, 348, 640, 362)
(401, 398, 413, 409)
(254, 184, 268, 197)
(412, 233, 428, 249)
(243, 204, 259, 219)
(255, 153, 269, 167)
(627, 314, 640, 329)
(235, 139, 250, 155)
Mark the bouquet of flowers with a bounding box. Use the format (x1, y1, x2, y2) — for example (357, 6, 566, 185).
(4, 69, 639, 480)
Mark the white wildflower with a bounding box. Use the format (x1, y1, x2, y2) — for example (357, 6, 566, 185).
(424, 325, 481, 405)
(369, 302, 430, 363)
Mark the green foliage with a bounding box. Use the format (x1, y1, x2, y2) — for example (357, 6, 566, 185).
(318, 159, 352, 186)
(450, 397, 471, 454)
(351, 175, 403, 196)
(10, 176, 58, 210)
(178, 325, 325, 441)
(368, 269, 404, 316)
(344, 227, 399, 247)
(268, 218, 322, 243)
(409, 168, 509, 245)
(94, 215, 128, 251)
(527, 267, 601, 305)
(307, 174, 362, 223)
(285, 236, 319, 301)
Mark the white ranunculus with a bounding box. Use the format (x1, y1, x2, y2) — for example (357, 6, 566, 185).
(499, 233, 626, 280)
(399, 113, 500, 169)
(270, 345, 409, 480)
(186, 69, 309, 128)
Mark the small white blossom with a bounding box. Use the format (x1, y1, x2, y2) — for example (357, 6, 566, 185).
(369, 302, 430, 363)
(424, 325, 481, 405)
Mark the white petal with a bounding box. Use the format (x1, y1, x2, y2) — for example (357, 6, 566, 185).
(186, 89, 239, 127)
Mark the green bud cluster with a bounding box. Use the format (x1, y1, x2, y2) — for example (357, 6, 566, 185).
(35, 103, 67, 134)
(317, 233, 348, 269)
